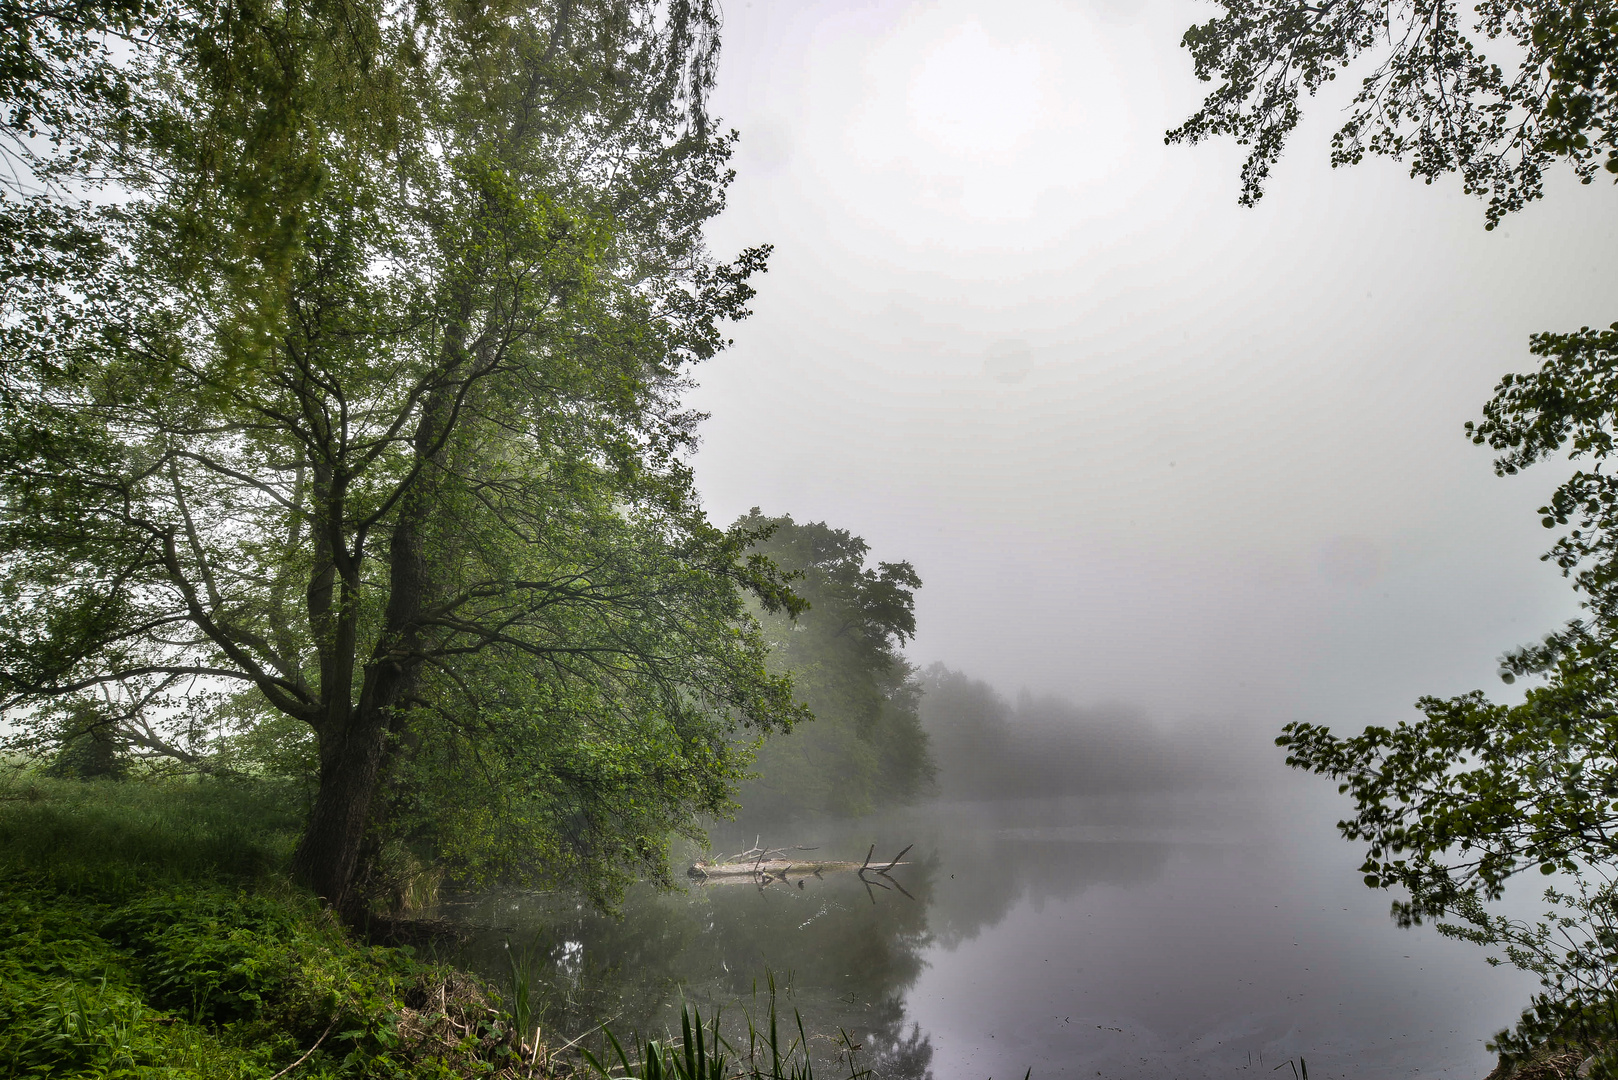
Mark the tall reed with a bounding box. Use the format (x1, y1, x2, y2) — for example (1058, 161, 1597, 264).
(577, 973, 872, 1080)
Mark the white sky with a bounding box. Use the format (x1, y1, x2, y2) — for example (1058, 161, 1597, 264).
(689, 0, 1618, 736)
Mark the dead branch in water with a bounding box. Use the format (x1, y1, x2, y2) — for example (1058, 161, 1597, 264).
(687, 843, 914, 901)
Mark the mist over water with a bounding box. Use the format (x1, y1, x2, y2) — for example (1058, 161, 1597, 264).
(687, 0, 1611, 737)
(442, 673, 1535, 1078)
(918, 667, 1262, 802)
(439, 0, 1618, 1073)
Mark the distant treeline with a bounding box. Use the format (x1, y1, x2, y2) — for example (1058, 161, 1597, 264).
(733, 512, 934, 822)
(731, 515, 1251, 825)
(920, 666, 1247, 800)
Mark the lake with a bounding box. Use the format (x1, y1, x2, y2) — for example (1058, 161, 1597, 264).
(437, 789, 1540, 1079)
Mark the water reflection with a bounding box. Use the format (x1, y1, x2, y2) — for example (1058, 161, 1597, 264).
(438, 795, 1535, 1079)
(445, 844, 940, 1078)
(440, 800, 1184, 1079)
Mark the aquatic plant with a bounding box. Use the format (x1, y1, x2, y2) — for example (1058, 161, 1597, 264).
(579, 973, 874, 1080)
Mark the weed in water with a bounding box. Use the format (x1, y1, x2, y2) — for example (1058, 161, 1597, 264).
(578, 971, 874, 1080)
(507, 936, 544, 1057)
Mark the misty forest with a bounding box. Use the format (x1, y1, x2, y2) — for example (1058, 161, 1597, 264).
(7, 0, 1618, 1078)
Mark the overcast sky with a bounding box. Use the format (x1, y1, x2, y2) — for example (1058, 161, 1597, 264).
(686, 0, 1618, 738)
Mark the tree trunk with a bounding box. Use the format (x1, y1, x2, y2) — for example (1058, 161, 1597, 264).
(290, 378, 451, 913)
(291, 707, 391, 911)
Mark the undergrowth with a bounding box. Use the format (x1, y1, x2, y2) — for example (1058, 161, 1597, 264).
(0, 772, 535, 1079)
(0, 770, 869, 1079)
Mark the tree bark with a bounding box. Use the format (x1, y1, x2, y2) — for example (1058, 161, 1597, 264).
(291, 707, 391, 910)
(290, 377, 453, 913)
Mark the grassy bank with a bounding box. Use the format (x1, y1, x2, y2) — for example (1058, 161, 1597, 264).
(0, 770, 845, 1080)
(0, 771, 535, 1079)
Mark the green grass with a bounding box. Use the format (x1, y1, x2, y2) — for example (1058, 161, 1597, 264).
(0, 772, 305, 892)
(0, 772, 888, 1079)
(0, 774, 531, 1079)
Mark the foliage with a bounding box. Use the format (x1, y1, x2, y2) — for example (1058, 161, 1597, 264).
(0, 0, 171, 186)
(1173, 0, 1618, 1065)
(0, 775, 880, 1079)
(0, 770, 302, 889)
(0, 774, 543, 1078)
(731, 512, 931, 821)
(1167, 0, 1618, 224)
(0, 0, 800, 910)
(43, 719, 130, 781)
(1275, 324, 1618, 1070)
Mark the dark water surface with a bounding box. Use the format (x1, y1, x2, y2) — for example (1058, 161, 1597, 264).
(437, 793, 1538, 1079)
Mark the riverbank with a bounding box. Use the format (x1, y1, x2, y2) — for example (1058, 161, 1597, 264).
(0, 773, 543, 1079)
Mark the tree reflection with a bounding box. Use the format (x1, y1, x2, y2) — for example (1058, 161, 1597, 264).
(447, 847, 938, 1078)
(442, 809, 1175, 1080)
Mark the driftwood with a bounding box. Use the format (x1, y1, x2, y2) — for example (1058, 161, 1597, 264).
(687, 841, 913, 902)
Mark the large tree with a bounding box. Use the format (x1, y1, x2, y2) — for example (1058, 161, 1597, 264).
(0, 0, 804, 910)
(1170, 0, 1618, 1065)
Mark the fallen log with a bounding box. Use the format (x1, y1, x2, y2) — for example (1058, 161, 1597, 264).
(686, 844, 912, 888)
(687, 857, 870, 880)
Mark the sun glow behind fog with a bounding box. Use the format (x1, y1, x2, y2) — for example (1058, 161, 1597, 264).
(827, 5, 1147, 234)
(906, 23, 1042, 157)
(699, 0, 1618, 721)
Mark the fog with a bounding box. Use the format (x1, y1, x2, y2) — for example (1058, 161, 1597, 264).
(918, 665, 1263, 800)
(433, 8, 1616, 1069)
(685, 0, 1617, 743)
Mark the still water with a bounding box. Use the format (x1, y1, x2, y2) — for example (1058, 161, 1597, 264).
(438, 790, 1538, 1079)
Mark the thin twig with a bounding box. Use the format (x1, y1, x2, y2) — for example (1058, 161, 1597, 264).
(267, 1016, 337, 1080)
(879, 873, 915, 901)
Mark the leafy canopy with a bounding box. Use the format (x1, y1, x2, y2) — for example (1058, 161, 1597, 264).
(1171, 0, 1618, 1061)
(1277, 328, 1618, 1064)
(0, 0, 803, 908)
(1168, 0, 1618, 224)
